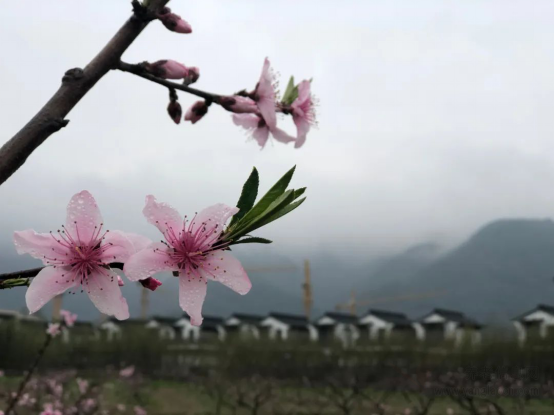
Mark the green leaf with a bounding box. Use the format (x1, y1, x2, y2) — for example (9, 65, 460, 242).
(233, 237, 273, 245)
(281, 76, 296, 105)
(227, 189, 296, 240)
(234, 166, 296, 229)
(257, 197, 306, 229)
(229, 167, 259, 228)
(293, 187, 306, 200)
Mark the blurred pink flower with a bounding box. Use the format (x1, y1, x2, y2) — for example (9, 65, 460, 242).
(446, 408, 454, 415)
(76, 378, 89, 394)
(157, 7, 192, 34)
(289, 80, 317, 148)
(119, 365, 135, 378)
(232, 114, 295, 148)
(14, 191, 151, 320)
(0, 370, 4, 377)
(60, 309, 77, 327)
(134, 406, 147, 415)
(124, 197, 251, 325)
(47, 323, 61, 337)
(184, 101, 209, 124)
(117, 404, 126, 412)
(41, 403, 61, 415)
(140, 277, 162, 292)
(253, 58, 278, 130)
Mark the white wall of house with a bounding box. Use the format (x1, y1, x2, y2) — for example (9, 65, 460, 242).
(174, 318, 201, 342)
(421, 313, 481, 346)
(99, 321, 121, 341)
(145, 320, 176, 340)
(317, 316, 360, 347)
(358, 315, 393, 340)
(513, 310, 554, 345)
(260, 317, 318, 341)
(226, 318, 261, 340)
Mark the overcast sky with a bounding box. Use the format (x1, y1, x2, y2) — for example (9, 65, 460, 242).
(2, 0, 554, 263)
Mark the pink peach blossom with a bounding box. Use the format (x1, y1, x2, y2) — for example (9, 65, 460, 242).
(233, 114, 295, 149)
(14, 191, 151, 320)
(290, 80, 317, 148)
(47, 323, 61, 337)
(124, 197, 252, 325)
(60, 309, 77, 327)
(76, 378, 89, 394)
(254, 58, 278, 130)
(140, 277, 162, 291)
(41, 403, 62, 415)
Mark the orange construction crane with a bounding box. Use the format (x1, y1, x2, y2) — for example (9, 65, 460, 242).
(336, 289, 448, 315)
(302, 260, 313, 320)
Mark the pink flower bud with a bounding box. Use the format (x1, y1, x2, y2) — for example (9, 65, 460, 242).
(184, 67, 200, 85)
(167, 100, 182, 124)
(117, 276, 125, 287)
(184, 101, 209, 124)
(220, 96, 258, 114)
(145, 60, 189, 80)
(160, 14, 192, 34)
(140, 277, 162, 291)
(60, 309, 77, 327)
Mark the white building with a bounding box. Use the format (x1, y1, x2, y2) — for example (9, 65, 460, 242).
(358, 309, 421, 342)
(512, 304, 554, 345)
(98, 318, 148, 341)
(174, 315, 226, 342)
(224, 313, 264, 340)
(145, 316, 178, 340)
(418, 308, 482, 347)
(315, 312, 360, 347)
(260, 313, 318, 342)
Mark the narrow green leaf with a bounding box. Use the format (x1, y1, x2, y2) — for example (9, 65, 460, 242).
(257, 197, 306, 229)
(233, 237, 273, 245)
(281, 76, 296, 105)
(235, 166, 296, 228)
(229, 167, 259, 228)
(226, 189, 296, 241)
(293, 187, 306, 200)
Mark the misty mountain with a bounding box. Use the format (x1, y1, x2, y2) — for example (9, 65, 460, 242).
(357, 219, 554, 325)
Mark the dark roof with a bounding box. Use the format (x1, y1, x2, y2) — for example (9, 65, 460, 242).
(512, 304, 554, 321)
(421, 309, 482, 328)
(267, 312, 309, 328)
(227, 313, 265, 325)
(72, 321, 94, 328)
(107, 317, 147, 325)
(363, 309, 412, 326)
(202, 316, 224, 329)
(318, 312, 358, 324)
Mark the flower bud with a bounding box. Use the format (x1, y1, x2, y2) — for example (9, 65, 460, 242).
(184, 67, 200, 85)
(117, 276, 125, 287)
(140, 277, 162, 291)
(184, 101, 209, 124)
(157, 7, 192, 34)
(145, 60, 189, 80)
(167, 100, 182, 124)
(220, 96, 258, 114)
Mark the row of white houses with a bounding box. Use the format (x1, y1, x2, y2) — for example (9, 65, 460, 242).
(96, 308, 483, 347)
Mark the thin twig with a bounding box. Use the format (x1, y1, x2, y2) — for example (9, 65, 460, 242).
(5, 332, 53, 414)
(0, 263, 124, 283)
(118, 61, 224, 103)
(0, 0, 170, 186)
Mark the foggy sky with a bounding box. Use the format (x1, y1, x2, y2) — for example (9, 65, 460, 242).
(2, 0, 554, 262)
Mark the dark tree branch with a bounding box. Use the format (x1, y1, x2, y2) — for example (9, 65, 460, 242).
(0, 263, 124, 282)
(0, 0, 170, 186)
(118, 61, 224, 103)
